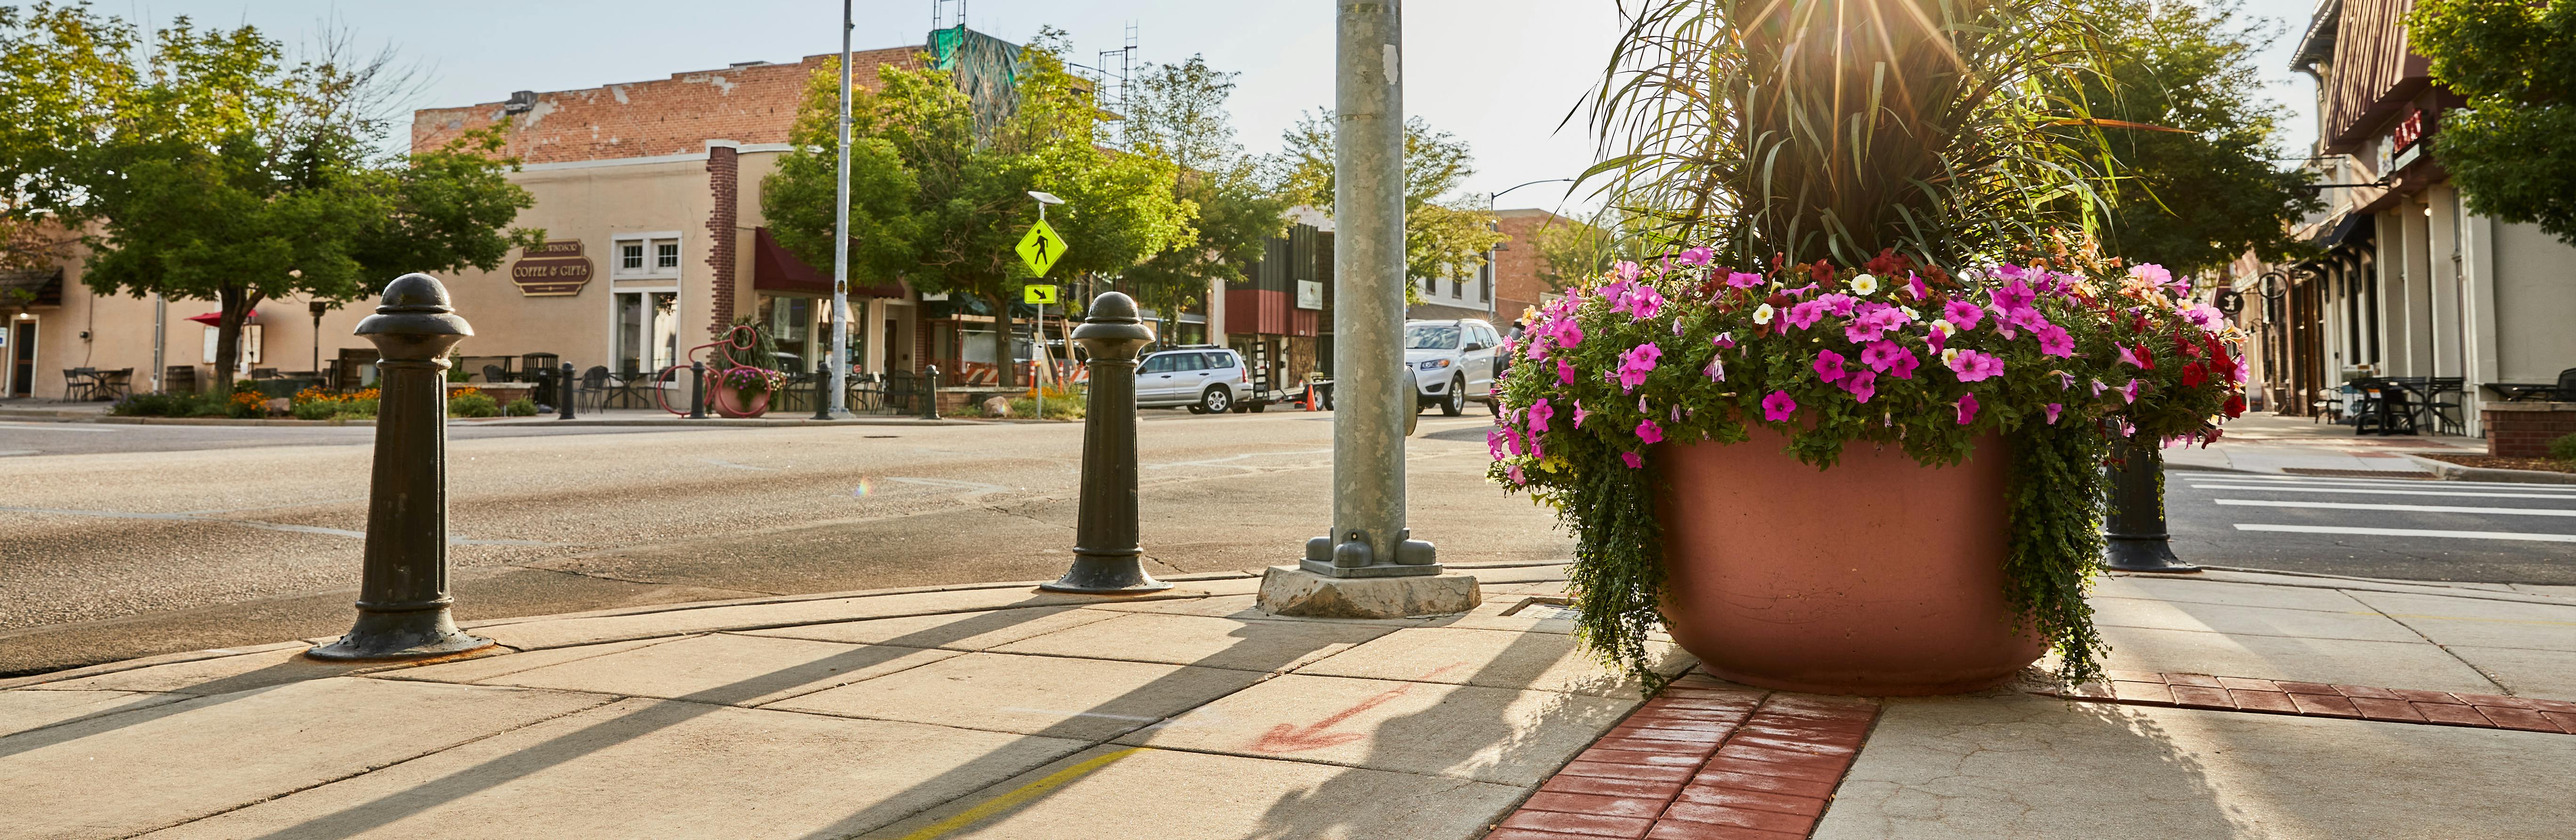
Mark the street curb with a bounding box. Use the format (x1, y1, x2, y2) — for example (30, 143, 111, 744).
(2395, 452, 2576, 485)
(87, 416, 999, 428)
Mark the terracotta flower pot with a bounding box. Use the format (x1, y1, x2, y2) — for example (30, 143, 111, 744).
(711, 385, 771, 418)
(1653, 428, 2044, 695)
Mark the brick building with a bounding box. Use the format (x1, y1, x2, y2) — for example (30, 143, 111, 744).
(1491, 209, 1581, 329)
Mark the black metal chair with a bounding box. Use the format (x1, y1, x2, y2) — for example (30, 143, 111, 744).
(60, 367, 96, 402)
(575, 366, 612, 412)
(481, 364, 509, 385)
(605, 367, 650, 409)
(2356, 380, 2418, 436)
(2557, 368, 2576, 401)
(2425, 377, 2466, 436)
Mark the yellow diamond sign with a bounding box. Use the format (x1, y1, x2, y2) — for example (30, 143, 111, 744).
(1015, 219, 1068, 278)
(1023, 284, 1058, 305)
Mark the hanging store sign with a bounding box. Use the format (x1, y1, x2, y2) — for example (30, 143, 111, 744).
(2392, 109, 2425, 152)
(510, 240, 594, 297)
(1296, 280, 1323, 310)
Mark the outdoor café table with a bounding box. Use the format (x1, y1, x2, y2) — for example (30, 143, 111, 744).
(90, 368, 133, 401)
(2487, 382, 2566, 402)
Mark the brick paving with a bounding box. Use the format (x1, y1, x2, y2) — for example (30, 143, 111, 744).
(1489, 671, 1881, 840)
(2049, 670, 2576, 735)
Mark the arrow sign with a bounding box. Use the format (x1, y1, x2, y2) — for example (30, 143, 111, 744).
(1015, 219, 1068, 278)
(1023, 284, 1058, 305)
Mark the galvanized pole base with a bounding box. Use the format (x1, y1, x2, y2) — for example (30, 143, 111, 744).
(813, 360, 834, 420)
(557, 363, 575, 420)
(1042, 292, 1171, 594)
(2103, 438, 2199, 573)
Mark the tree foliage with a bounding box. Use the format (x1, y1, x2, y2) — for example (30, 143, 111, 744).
(1533, 207, 1649, 295)
(0, 4, 539, 389)
(763, 28, 1192, 385)
(2080, 0, 2318, 274)
(1267, 111, 1507, 290)
(1117, 55, 1286, 324)
(2411, 0, 2576, 246)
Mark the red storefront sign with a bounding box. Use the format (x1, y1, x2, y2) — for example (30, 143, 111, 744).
(509, 240, 593, 297)
(2392, 109, 2425, 151)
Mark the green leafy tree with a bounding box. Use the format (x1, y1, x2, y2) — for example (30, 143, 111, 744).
(1533, 207, 1650, 293)
(764, 28, 1191, 387)
(0, 5, 540, 390)
(2081, 0, 2319, 273)
(1118, 55, 1286, 328)
(2410, 0, 2576, 245)
(1267, 111, 1507, 297)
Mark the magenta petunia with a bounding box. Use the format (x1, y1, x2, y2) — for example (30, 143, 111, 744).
(1485, 429, 1508, 460)
(1711, 331, 1737, 349)
(1943, 300, 1985, 331)
(1906, 272, 1929, 300)
(1841, 369, 1877, 403)
(1993, 276, 2037, 312)
(1524, 332, 1551, 360)
(1617, 342, 1664, 390)
(1703, 354, 1726, 381)
(2045, 402, 2064, 424)
(1947, 348, 2004, 382)
(1620, 451, 1643, 469)
(2121, 378, 2141, 404)
(1508, 464, 1527, 485)
(1550, 316, 1584, 350)
(1956, 391, 1980, 425)
(1636, 418, 1664, 444)
(1813, 349, 1849, 383)
(1557, 358, 1576, 385)
(1528, 399, 1554, 432)
(1573, 401, 1589, 427)
(1761, 390, 1798, 421)
(1675, 247, 1715, 267)
(1726, 271, 1766, 290)
(2036, 323, 2075, 357)
(1613, 260, 1643, 282)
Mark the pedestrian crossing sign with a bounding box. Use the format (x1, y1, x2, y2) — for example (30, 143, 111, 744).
(1016, 219, 1068, 278)
(1023, 284, 1058, 305)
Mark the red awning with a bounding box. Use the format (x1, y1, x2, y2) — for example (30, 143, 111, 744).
(184, 312, 253, 326)
(753, 226, 906, 299)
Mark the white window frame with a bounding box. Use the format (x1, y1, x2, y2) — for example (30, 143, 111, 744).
(611, 231, 685, 280)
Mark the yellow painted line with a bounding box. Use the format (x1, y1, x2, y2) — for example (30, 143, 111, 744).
(896, 747, 1145, 840)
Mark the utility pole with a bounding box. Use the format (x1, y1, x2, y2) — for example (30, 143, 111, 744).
(826, 0, 856, 419)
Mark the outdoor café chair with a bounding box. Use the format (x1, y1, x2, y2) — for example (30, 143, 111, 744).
(59, 367, 95, 402)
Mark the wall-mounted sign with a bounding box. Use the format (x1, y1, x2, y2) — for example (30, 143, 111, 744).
(2392, 109, 2425, 151)
(1296, 280, 1323, 310)
(510, 240, 593, 297)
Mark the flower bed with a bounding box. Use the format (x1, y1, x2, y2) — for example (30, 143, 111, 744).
(1487, 245, 2244, 686)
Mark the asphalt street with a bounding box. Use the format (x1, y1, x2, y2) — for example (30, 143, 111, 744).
(2167, 470, 2576, 584)
(0, 409, 1560, 677)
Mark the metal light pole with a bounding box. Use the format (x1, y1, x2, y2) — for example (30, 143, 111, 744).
(151, 293, 165, 393)
(1305, 0, 1438, 577)
(308, 274, 493, 661)
(2103, 437, 2198, 573)
(825, 0, 856, 419)
(1043, 291, 1169, 593)
(308, 300, 327, 378)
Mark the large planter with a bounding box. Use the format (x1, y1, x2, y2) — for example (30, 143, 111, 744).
(711, 385, 772, 418)
(1654, 428, 2044, 695)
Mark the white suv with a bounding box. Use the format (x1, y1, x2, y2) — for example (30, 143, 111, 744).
(1404, 319, 1502, 416)
(1137, 347, 1255, 414)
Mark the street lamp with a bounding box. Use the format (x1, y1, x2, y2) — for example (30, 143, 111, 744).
(825, 0, 856, 419)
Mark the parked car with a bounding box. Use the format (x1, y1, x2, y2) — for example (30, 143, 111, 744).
(1136, 346, 1259, 414)
(1403, 319, 1503, 415)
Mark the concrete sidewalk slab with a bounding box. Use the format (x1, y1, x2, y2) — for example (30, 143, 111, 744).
(474, 633, 958, 707)
(990, 612, 1394, 672)
(1813, 692, 2576, 840)
(741, 605, 1120, 650)
(2444, 646, 2576, 698)
(765, 652, 1265, 741)
(21, 645, 392, 695)
(858, 744, 1528, 840)
(468, 582, 1258, 650)
(1118, 672, 1634, 786)
(371, 636, 691, 685)
(138, 699, 1091, 840)
(1, 678, 608, 840)
(0, 689, 183, 737)
(2342, 590, 2576, 651)
(1292, 626, 1689, 697)
(2093, 575, 2378, 612)
(2090, 595, 2427, 643)
(2096, 623, 2504, 694)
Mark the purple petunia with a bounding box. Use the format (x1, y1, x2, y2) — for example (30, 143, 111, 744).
(1813, 349, 1848, 383)
(1636, 418, 1664, 444)
(1956, 392, 1980, 425)
(1841, 369, 1877, 404)
(1620, 451, 1643, 469)
(1617, 343, 1663, 390)
(2045, 403, 2064, 424)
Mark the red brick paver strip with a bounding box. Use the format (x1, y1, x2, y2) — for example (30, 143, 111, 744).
(2037, 672, 2572, 735)
(1495, 672, 1882, 840)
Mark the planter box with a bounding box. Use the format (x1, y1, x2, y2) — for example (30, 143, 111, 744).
(2483, 402, 2576, 459)
(451, 382, 537, 406)
(1654, 428, 2043, 695)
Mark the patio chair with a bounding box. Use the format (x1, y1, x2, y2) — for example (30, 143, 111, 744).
(2356, 383, 2417, 436)
(481, 364, 509, 385)
(60, 367, 96, 402)
(575, 366, 612, 412)
(2557, 368, 2576, 401)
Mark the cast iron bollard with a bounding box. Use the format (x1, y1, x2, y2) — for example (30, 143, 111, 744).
(921, 364, 942, 420)
(308, 274, 494, 661)
(688, 360, 708, 419)
(813, 359, 833, 420)
(1041, 292, 1170, 593)
(2103, 437, 2198, 573)
(557, 363, 575, 420)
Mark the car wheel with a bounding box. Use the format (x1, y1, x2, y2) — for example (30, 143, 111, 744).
(1440, 378, 1465, 416)
(1200, 387, 1231, 415)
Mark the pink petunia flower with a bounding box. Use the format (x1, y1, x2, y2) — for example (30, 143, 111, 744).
(1956, 392, 1980, 425)
(1614, 261, 1643, 282)
(1620, 451, 1643, 469)
(1557, 358, 1576, 385)
(1507, 464, 1526, 485)
(2122, 379, 2141, 404)
(1993, 277, 2037, 312)
(1726, 271, 1766, 290)
(1703, 354, 1726, 382)
(1528, 399, 1554, 432)
(1675, 247, 1715, 267)
(1761, 390, 1798, 421)
(1822, 293, 1859, 318)
(1860, 340, 1908, 372)
(2036, 323, 2076, 357)
(2045, 403, 2064, 424)
(1943, 300, 1985, 331)
(1842, 369, 1877, 403)
(1486, 429, 1508, 460)
(1636, 419, 1664, 444)
(1947, 349, 2004, 382)
(1905, 272, 1929, 300)
(1711, 331, 1737, 349)
(1814, 349, 1849, 383)
(1617, 343, 1664, 390)
(1573, 401, 1589, 428)
(1524, 331, 1551, 360)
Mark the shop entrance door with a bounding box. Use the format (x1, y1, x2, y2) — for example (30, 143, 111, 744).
(8, 319, 34, 398)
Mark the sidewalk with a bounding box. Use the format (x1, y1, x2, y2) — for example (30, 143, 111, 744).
(2164, 412, 2486, 476)
(4, 561, 2572, 839)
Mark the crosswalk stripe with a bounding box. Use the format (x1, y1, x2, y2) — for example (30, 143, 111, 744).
(2234, 524, 2576, 543)
(2183, 474, 2547, 490)
(2188, 484, 2576, 501)
(2214, 499, 2576, 517)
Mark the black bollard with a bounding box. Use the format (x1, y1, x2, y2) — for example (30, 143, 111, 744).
(557, 363, 575, 420)
(688, 360, 708, 419)
(2103, 437, 2198, 573)
(813, 359, 833, 420)
(1041, 292, 1171, 593)
(308, 274, 494, 661)
(921, 364, 942, 420)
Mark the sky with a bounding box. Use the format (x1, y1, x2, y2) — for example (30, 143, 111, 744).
(127, 0, 2331, 213)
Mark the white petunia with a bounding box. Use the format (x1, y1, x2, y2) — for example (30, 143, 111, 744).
(1753, 304, 1776, 324)
(1849, 274, 1878, 296)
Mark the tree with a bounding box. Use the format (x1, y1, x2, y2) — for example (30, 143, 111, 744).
(1118, 55, 1286, 328)
(0, 6, 540, 390)
(1266, 111, 1506, 294)
(2410, 0, 2576, 245)
(2081, 0, 2319, 273)
(763, 28, 1192, 387)
(1533, 207, 1650, 294)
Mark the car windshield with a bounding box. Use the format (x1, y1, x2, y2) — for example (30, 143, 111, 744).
(1404, 325, 1461, 350)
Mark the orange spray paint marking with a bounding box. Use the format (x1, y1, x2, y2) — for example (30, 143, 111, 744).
(1247, 662, 1466, 754)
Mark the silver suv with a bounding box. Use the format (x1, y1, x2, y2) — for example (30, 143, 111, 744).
(1404, 319, 1502, 416)
(1137, 347, 1254, 414)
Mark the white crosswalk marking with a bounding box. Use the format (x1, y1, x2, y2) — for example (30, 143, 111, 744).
(2234, 524, 2576, 543)
(2187, 484, 2576, 501)
(2214, 499, 2576, 517)
(2184, 474, 2560, 490)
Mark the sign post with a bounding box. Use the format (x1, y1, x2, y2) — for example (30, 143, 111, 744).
(1024, 283, 1059, 391)
(1018, 190, 1069, 396)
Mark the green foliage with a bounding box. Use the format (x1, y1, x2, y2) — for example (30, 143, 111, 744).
(2078, 0, 2320, 274)
(447, 391, 500, 418)
(1119, 55, 1288, 321)
(502, 397, 538, 417)
(2550, 432, 2576, 463)
(2410, 0, 2576, 246)
(1535, 208, 1650, 296)
(1267, 111, 1508, 289)
(1008, 392, 1085, 420)
(1580, 0, 2116, 267)
(0, 5, 541, 392)
(290, 399, 340, 420)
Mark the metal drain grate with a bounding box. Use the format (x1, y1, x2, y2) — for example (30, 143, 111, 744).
(2279, 468, 2437, 479)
